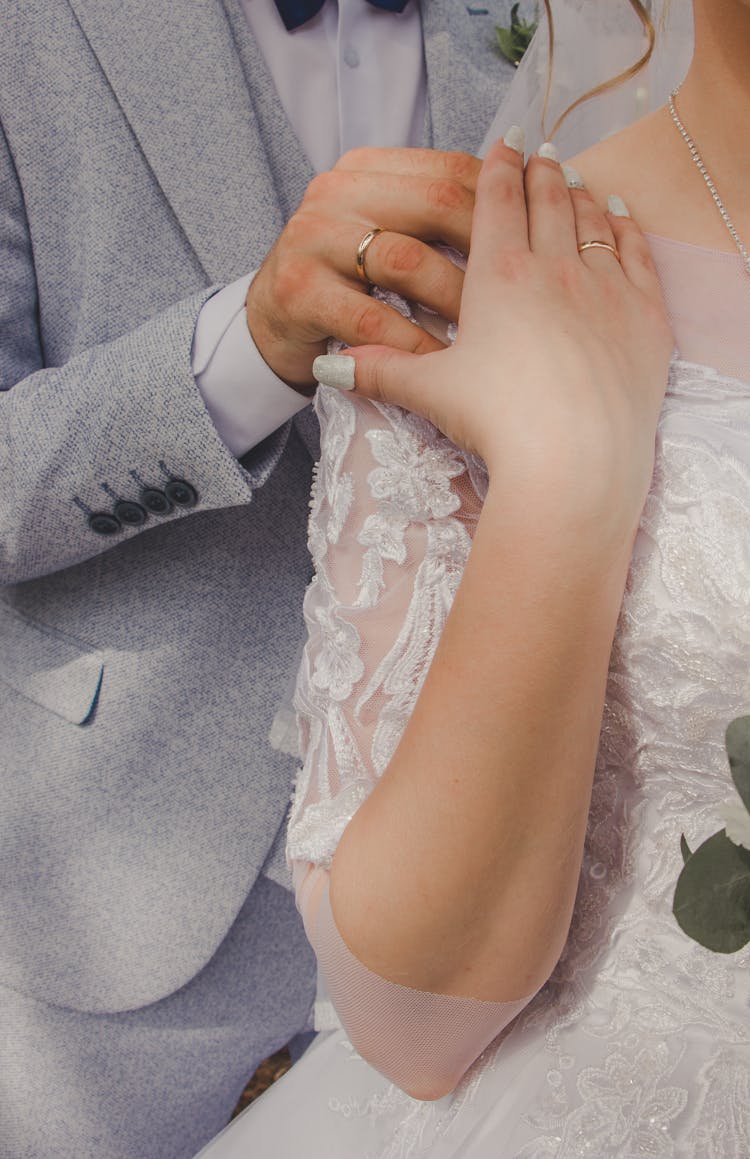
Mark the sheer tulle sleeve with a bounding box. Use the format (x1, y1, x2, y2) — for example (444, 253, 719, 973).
(287, 385, 537, 1097)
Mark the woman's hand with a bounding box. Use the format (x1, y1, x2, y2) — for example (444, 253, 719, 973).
(313, 134, 673, 534)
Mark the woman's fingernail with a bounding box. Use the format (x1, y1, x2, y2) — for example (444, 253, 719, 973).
(503, 125, 525, 155)
(313, 354, 356, 391)
(538, 141, 560, 162)
(562, 164, 585, 190)
(607, 194, 631, 218)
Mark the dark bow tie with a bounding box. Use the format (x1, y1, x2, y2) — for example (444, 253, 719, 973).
(275, 0, 409, 32)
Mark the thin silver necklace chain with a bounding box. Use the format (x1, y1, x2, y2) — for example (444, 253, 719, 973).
(668, 84, 750, 276)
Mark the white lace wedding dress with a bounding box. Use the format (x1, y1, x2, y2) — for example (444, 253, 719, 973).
(199, 236, 750, 1158)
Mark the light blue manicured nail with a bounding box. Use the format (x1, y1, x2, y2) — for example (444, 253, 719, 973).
(607, 194, 631, 218)
(313, 354, 356, 391)
(538, 141, 560, 162)
(562, 164, 585, 190)
(503, 125, 525, 155)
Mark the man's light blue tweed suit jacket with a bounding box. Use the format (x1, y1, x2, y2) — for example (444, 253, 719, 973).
(0, 0, 514, 1031)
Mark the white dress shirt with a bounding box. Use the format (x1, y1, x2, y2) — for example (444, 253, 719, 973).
(192, 0, 427, 457)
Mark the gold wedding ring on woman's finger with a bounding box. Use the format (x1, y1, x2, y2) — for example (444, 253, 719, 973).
(577, 240, 621, 262)
(355, 227, 385, 285)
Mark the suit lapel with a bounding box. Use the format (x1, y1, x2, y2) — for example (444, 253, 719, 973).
(66, 0, 520, 278)
(67, 0, 284, 282)
(220, 0, 315, 223)
(422, 0, 518, 155)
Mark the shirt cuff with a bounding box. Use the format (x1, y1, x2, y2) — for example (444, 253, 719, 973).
(192, 273, 311, 458)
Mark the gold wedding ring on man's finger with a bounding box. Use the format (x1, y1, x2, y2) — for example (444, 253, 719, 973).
(577, 240, 621, 262)
(355, 227, 385, 285)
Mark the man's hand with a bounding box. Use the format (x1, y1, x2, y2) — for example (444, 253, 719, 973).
(245, 147, 481, 390)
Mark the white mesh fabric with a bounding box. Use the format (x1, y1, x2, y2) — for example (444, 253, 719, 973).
(300, 865, 533, 1098)
(647, 235, 750, 383)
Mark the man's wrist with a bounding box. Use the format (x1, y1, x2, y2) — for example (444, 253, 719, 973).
(193, 275, 311, 457)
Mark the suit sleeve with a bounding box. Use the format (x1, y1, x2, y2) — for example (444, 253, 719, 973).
(0, 120, 288, 585)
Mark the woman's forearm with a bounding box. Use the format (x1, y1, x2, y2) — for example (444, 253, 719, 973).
(329, 479, 636, 1002)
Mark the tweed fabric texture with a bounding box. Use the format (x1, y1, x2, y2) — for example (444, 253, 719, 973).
(0, 0, 515, 1149)
(0, 0, 318, 1013)
(0, 877, 316, 1159)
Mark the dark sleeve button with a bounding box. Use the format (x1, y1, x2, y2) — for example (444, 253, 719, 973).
(114, 500, 147, 527)
(89, 512, 121, 536)
(140, 488, 173, 516)
(164, 479, 198, 508)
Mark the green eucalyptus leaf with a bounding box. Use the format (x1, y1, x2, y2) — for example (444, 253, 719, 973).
(726, 715, 750, 813)
(496, 4, 537, 66)
(680, 834, 692, 865)
(673, 830, 750, 953)
(495, 26, 518, 64)
(519, 30, 537, 55)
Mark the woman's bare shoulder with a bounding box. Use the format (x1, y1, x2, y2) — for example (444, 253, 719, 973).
(567, 110, 677, 234)
(566, 108, 736, 251)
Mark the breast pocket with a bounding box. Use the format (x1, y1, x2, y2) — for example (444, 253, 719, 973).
(0, 601, 104, 724)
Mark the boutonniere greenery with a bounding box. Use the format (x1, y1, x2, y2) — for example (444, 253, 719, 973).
(673, 716, 750, 953)
(495, 3, 538, 67)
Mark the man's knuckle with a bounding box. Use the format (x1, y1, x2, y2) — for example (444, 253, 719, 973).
(353, 301, 386, 344)
(427, 177, 468, 214)
(447, 151, 479, 185)
(272, 262, 302, 309)
(277, 254, 320, 312)
(283, 211, 314, 249)
(424, 266, 460, 314)
(305, 170, 339, 205)
(339, 146, 375, 170)
(383, 236, 424, 277)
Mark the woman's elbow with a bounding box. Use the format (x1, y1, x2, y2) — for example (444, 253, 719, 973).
(398, 1072, 465, 1102)
(345, 1024, 478, 1103)
(364, 1050, 467, 1103)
